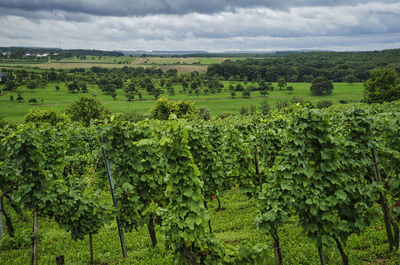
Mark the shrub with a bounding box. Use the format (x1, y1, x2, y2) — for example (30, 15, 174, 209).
(316, 100, 333, 109)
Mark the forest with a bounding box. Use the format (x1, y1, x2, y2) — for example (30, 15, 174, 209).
(207, 49, 400, 82)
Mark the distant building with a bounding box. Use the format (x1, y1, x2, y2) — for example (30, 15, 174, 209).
(2, 51, 11, 57)
(37, 52, 49, 57)
(0, 73, 7, 84)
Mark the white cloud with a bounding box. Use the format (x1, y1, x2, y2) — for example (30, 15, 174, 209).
(0, 2, 399, 51)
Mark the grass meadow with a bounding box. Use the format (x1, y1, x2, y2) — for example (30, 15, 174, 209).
(0, 81, 363, 123)
(0, 56, 247, 71)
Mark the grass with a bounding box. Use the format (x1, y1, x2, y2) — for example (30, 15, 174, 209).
(0, 82, 364, 122)
(0, 56, 247, 72)
(0, 56, 233, 71)
(1, 189, 399, 264)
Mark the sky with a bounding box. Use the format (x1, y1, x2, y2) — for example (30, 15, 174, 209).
(0, 0, 399, 52)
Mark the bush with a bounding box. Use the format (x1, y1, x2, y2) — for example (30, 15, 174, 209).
(118, 110, 147, 122)
(24, 108, 71, 125)
(150, 97, 200, 120)
(199, 106, 211, 121)
(310, 76, 333, 95)
(276, 99, 289, 110)
(316, 100, 333, 109)
(29, 98, 38, 104)
(240, 106, 249, 115)
(260, 99, 270, 115)
(65, 94, 110, 126)
(0, 230, 32, 251)
(363, 67, 400, 103)
(216, 112, 236, 119)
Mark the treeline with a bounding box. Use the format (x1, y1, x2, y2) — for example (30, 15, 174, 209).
(207, 49, 400, 82)
(0, 47, 123, 60)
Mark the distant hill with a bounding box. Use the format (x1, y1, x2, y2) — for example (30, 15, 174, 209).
(117, 50, 208, 56)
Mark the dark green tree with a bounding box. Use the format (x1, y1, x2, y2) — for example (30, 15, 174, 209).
(67, 82, 80, 93)
(277, 77, 287, 90)
(65, 95, 110, 126)
(310, 76, 333, 95)
(4, 80, 18, 92)
(27, 81, 39, 90)
(16, 91, 23, 102)
(363, 68, 400, 103)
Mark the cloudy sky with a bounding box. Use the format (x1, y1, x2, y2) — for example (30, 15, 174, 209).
(0, 0, 399, 52)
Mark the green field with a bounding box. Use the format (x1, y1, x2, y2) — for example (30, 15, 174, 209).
(0, 56, 246, 72)
(0, 82, 363, 122)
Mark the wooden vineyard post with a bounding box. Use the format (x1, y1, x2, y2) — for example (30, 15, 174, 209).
(272, 229, 282, 265)
(253, 145, 261, 187)
(333, 236, 349, 265)
(100, 138, 128, 258)
(89, 232, 94, 265)
(0, 201, 3, 240)
(147, 213, 157, 248)
(317, 244, 326, 265)
(55, 255, 64, 265)
(371, 146, 395, 251)
(31, 211, 38, 265)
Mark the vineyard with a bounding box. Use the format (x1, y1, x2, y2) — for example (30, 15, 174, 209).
(1, 101, 400, 264)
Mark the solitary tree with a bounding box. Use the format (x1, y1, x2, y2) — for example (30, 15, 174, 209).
(242, 89, 250, 98)
(65, 95, 110, 126)
(310, 76, 333, 95)
(266, 82, 274, 91)
(4, 80, 18, 92)
(16, 91, 23, 102)
(27, 81, 39, 90)
(363, 68, 400, 103)
(277, 77, 287, 90)
(344, 75, 358, 86)
(260, 89, 268, 97)
(29, 98, 38, 104)
(67, 82, 80, 93)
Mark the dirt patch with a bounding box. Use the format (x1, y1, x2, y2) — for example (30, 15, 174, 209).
(131, 58, 148, 64)
(158, 65, 207, 73)
(216, 58, 229, 63)
(30, 63, 128, 69)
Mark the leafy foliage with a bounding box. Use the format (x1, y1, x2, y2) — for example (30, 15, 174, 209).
(310, 76, 333, 95)
(150, 97, 200, 120)
(24, 108, 71, 126)
(364, 67, 400, 103)
(66, 94, 110, 126)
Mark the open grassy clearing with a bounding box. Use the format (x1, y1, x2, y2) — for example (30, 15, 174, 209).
(0, 189, 398, 264)
(0, 56, 239, 71)
(0, 62, 208, 71)
(131, 57, 222, 65)
(0, 82, 363, 122)
(55, 56, 134, 64)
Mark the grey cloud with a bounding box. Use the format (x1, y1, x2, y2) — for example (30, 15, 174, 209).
(0, 0, 399, 17)
(0, 1, 399, 52)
